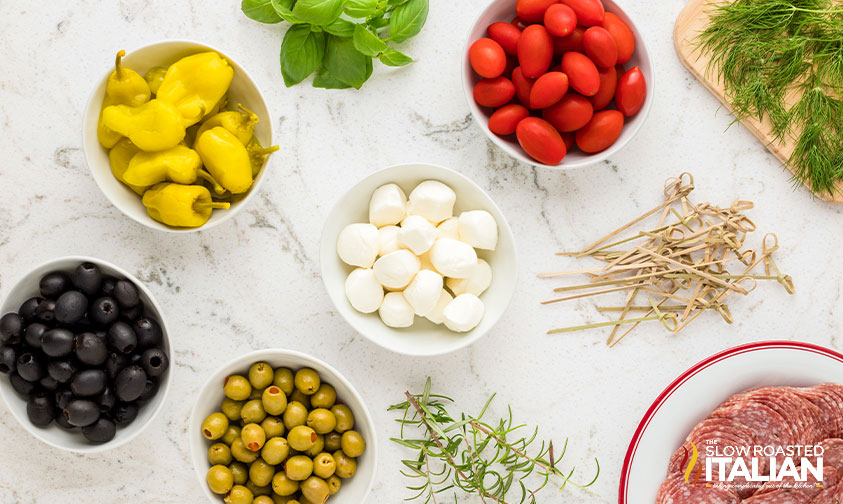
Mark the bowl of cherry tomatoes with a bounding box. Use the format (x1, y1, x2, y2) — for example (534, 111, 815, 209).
(464, 0, 653, 168)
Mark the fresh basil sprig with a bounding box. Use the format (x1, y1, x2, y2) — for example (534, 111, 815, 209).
(242, 0, 428, 90)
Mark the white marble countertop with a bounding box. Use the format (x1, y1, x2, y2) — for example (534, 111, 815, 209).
(0, 0, 842, 503)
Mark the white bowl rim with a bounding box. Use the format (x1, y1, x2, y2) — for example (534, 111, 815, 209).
(617, 340, 843, 503)
(461, 0, 656, 170)
(81, 38, 275, 233)
(318, 162, 519, 357)
(0, 255, 173, 454)
(187, 348, 378, 503)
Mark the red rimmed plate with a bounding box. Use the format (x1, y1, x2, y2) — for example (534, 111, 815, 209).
(619, 341, 843, 503)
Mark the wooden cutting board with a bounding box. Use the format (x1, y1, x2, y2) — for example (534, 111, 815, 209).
(673, 0, 843, 204)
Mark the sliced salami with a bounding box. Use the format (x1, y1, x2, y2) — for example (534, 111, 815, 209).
(810, 479, 843, 504)
(656, 472, 740, 504)
(710, 399, 797, 452)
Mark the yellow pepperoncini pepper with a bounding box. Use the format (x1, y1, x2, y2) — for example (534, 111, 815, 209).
(194, 127, 253, 194)
(108, 138, 148, 195)
(102, 99, 186, 152)
(122, 144, 224, 193)
(144, 66, 168, 95)
(97, 50, 152, 149)
(142, 183, 229, 228)
(156, 52, 234, 127)
(195, 104, 259, 146)
(245, 136, 280, 177)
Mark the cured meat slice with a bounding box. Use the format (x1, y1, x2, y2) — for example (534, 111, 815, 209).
(793, 387, 842, 440)
(811, 479, 843, 504)
(710, 399, 797, 452)
(751, 466, 836, 501)
(655, 472, 740, 504)
(743, 489, 814, 503)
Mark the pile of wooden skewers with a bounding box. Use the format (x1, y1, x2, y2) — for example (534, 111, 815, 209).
(540, 173, 794, 347)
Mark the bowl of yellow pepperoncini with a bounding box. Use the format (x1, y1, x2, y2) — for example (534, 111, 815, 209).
(83, 40, 278, 232)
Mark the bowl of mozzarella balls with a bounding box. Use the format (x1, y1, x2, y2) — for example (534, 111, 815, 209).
(320, 163, 517, 356)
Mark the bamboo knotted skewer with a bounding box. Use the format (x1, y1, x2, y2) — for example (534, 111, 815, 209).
(541, 173, 794, 346)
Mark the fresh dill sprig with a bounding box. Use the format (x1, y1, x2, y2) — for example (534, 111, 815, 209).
(696, 0, 843, 195)
(388, 378, 600, 504)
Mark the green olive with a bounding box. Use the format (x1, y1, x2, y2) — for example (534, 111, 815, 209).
(330, 405, 354, 433)
(272, 471, 300, 496)
(262, 386, 288, 416)
(260, 416, 285, 438)
(222, 424, 242, 446)
(241, 423, 267, 451)
(312, 452, 336, 479)
(230, 437, 258, 463)
(241, 399, 267, 424)
(271, 496, 295, 504)
(208, 442, 233, 465)
(326, 475, 341, 495)
(310, 384, 336, 409)
(249, 387, 265, 400)
(288, 425, 317, 451)
(249, 459, 275, 487)
(301, 476, 330, 504)
(229, 462, 249, 485)
(273, 368, 295, 395)
(246, 480, 272, 496)
(294, 368, 320, 395)
(253, 496, 275, 504)
(341, 430, 366, 458)
(324, 432, 341, 452)
(305, 434, 325, 458)
(285, 455, 314, 481)
(289, 389, 311, 409)
(221, 398, 245, 421)
(306, 408, 337, 435)
(207, 465, 234, 494)
(202, 412, 230, 440)
(224, 485, 253, 504)
(283, 401, 308, 430)
(261, 437, 290, 465)
(249, 362, 275, 389)
(332, 450, 357, 479)
(224, 375, 252, 401)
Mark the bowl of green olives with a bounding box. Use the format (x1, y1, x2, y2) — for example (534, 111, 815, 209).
(0, 256, 172, 453)
(189, 350, 376, 504)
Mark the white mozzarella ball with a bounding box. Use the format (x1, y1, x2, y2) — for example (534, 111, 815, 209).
(344, 269, 384, 313)
(446, 259, 492, 296)
(443, 294, 485, 332)
(337, 223, 379, 268)
(379, 292, 415, 328)
(437, 217, 460, 240)
(373, 250, 420, 290)
(398, 215, 437, 255)
(458, 210, 498, 251)
(425, 290, 453, 325)
(408, 180, 456, 224)
(369, 183, 407, 227)
(403, 270, 444, 316)
(429, 238, 478, 278)
(418, 250, 436, 272)
(378, 225, 402, 256)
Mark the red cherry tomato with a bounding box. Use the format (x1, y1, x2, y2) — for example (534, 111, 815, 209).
(470, 38, 507, 78)
(615, 66, 647, 116)
(489, 104, 530, 135)
(583, 26, 618, 68)
(544, 4, 577, 37)
(511, 66, 536, 105)
(516, 117, 567, 165)
(474, 77, 516, 108)
(561, 52, 600, 96)
(553, 26, 585, 55)
(516, 0, 558, 23)
(560, 131, 576, 150)
(559, 0, 605, 26)
(518, 25, 554, 78)
(542, 94, 593, 132)
(511, 16, 530, 31)
(488, 22, 521, 56)
(575, 110, 624, 153)
(530, 72, 569, 109)
(602, 12, 635, 64)
(588, 65, 617, 111)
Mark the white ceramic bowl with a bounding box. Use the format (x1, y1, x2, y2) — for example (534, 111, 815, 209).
(189, 349, 377, 503)
(320, 163, 517, 357)
(619, 341, 843, 503)
(463, 0, 654, 169)
(82, 40, 274, 232)
(0, 256, 172, 453)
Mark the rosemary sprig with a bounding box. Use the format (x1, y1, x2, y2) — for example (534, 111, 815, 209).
(388, 378, 600, 504)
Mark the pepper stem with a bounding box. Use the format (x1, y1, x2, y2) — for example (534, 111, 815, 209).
(114, 50, 126, 77)
(237, 103, 260, 126)
(198, 169, 226, 194)
(252, 145, 280, 156)
(194, 201, 230, 211)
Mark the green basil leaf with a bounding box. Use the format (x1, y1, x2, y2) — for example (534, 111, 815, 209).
(379, 46, 413, 66)
(388, 0, 428, 43)
(292, 0, 343, 26)
(312, 66, 353, 89)
(324, 17, 356, 37)
(280, 25, 326, 87)
(369, 15, 389, 29)
(324, 35, 373, 89)
(388, 0, 409, 6)
(270, 0, 305, 23)
(344, 0, 379, 18)
(242, 0, 284, 23)
(353, 24, 387, 57)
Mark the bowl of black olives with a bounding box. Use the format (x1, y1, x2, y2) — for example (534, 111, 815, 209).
(0, 256, 172, 452)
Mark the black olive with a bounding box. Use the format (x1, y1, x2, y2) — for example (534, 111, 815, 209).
(39, 272, 72, 299)
(24, 322, 47, 349)
(105, 352, 130, 379)
(89, 297, 119, 326)
(35, 299, 56, 324)
(70, 369, 107, 397)
(133, 317, 162, 351)
(74, 332, 107, 366)
(47, 359, 77, 383)
(16, 352, 45, 382)
(0, 345, 17, 374)
(9, 372, 36, 395)
(115, 365, 146, 402)
(54, 291, 88, 324)
(71, 262, 103, 297)
(26, 391, 56, 426)
(63, 398, 100, 427)
(113, 280, 140, 308)
(100, 276, 117, 296)
(55, 387, 73, 409)
(138, 378, 159, 403)
(82, 417, 116, 443)
(120, 301, 144, 322)
(107, 322, 137, 354)
(18, 297, 43, 322)
(39, 375, 58, 391)
(0, 313, 24, 345)
(40, 328, 74, 357)
(54, 410, 75, 430)
(112, 402, 139, 425)
(140, 347, 169, 377)
(96, 385, 116, 413)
